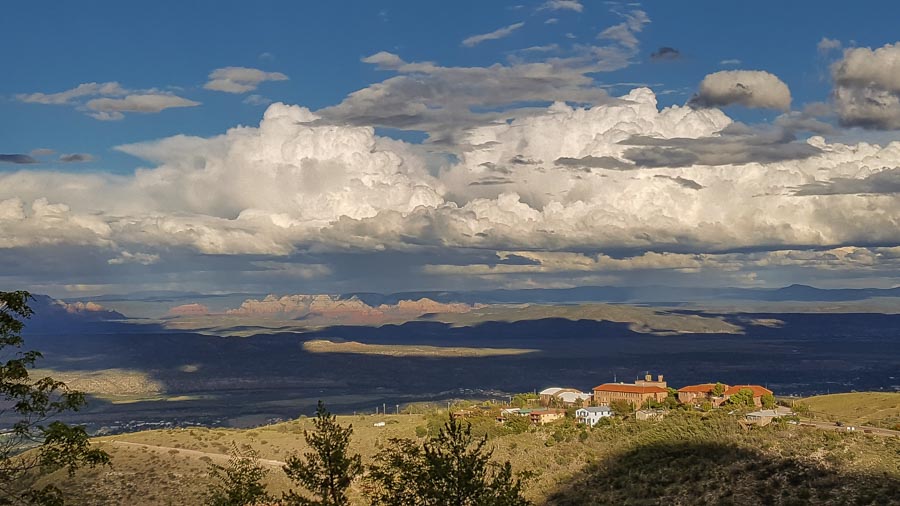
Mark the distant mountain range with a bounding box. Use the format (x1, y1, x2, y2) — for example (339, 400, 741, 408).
(62, 284, 900, 306)
(20, 294, 127, 333)
(345, 284, 900, 306)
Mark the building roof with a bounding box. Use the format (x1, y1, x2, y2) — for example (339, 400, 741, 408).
(558, 391, 592, 403)
(593, 383, 667, 394)
(677, 383, 721, 393)
(577, 406, 612, 413)
(724, 385, 773, 396)
(746, 409, 782, 418)
(539, 387, 563, 396)
(530, 409, 565, 415)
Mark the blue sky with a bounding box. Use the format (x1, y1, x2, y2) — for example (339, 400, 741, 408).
(4, 0, 900, 296)
(5, 0, 890, 170)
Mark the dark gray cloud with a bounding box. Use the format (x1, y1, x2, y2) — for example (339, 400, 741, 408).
(654, 175, 704, 190)
(509, 155, 542, 165)
(0, 154, 38, 164)
(59, 153, 95, 163)
(620, 123, 822, 168)
(794, 168, 900, 196)
(469, 177, 515, 186)
(554, 155, 635, 170)
(650, 47, 680, 61)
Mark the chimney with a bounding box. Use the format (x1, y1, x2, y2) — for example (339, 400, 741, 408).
(658, 375, 664, 382)
(645, 374, 652, 382)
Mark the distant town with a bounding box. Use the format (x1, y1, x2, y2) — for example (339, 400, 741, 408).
(450, 373, 795, 429)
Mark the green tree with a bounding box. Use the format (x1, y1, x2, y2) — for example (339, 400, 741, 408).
(1, 290, 110, 505)
(609, 400, 633, 416)
(663, 388, 679, 409)
(367, 417, 531, 505)
(711, 382, 726, 397)
(282, 401, 362, 506)
(792, 402, 811, 416)
(206, 443, 271, 506)
(509, 393, 538, 408)
(727, 388, 756, 408)
(760, 393, 776, 409)
(502, 415, 530, 435)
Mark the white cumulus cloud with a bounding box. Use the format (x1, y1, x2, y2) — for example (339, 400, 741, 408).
(831, 42, 900, 129)
(4, 88, 900, 289)
(690, 70, 791, 110)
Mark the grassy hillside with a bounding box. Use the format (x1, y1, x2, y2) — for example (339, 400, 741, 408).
(801, 392, 900, 429)
(33, 407, 900, 505)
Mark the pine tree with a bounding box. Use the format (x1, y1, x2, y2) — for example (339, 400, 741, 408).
(206, 443, 271, 506)
(281, 401, 362, 506)
(367, 416, 531, 506)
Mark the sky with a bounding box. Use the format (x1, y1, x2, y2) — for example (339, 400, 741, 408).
(3, 0, 900, 297)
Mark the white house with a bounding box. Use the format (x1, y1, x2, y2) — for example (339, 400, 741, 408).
(576, 406, 613, 426)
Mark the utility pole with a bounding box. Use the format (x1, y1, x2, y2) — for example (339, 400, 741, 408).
(383, 403, 386, 415)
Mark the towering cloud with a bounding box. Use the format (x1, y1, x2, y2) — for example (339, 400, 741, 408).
(4, 87, 900, 289)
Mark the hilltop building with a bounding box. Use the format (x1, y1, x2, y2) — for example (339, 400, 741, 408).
(593, 374, 669, 407)
(529, 409, 566, 425)
(539, 387, 592, 407)
(576, 406, 613, 426)
(724, 385, 773, 407)
(677, 383, 728, 407)
(744, 406, 794, 426)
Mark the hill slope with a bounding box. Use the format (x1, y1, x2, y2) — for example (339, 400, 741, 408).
(34, 408, 900, 505)
(802, 392, 900, 429)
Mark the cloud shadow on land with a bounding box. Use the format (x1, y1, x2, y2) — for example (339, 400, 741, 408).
(546, 440, 900, 505)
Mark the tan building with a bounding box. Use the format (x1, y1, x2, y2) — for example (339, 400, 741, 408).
(593, 374, 669, 408)
(635, 374, 667, 389)
(529, 409, 565, 425)
(724, 385, 773, 407)
(677, 383, 728, 406)
(635, 408, 667, 421)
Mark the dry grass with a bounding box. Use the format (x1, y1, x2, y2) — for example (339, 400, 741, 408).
(802, 392, 900, 428)
(31, 406, 900, 505)
(28, 368, 164, 397)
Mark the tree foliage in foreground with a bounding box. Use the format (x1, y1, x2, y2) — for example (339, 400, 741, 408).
(282, 401, 363, 506)
(727, 388, 757, 408)
(367, 416, 531, 506)
(206, 443, 270, 506)
(0, 291, 110, 505)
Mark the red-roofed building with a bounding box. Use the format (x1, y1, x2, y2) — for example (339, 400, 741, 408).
(723, 385, 773, 407)
(677, 383, 728, 406)
(593, 375, 669, 408)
